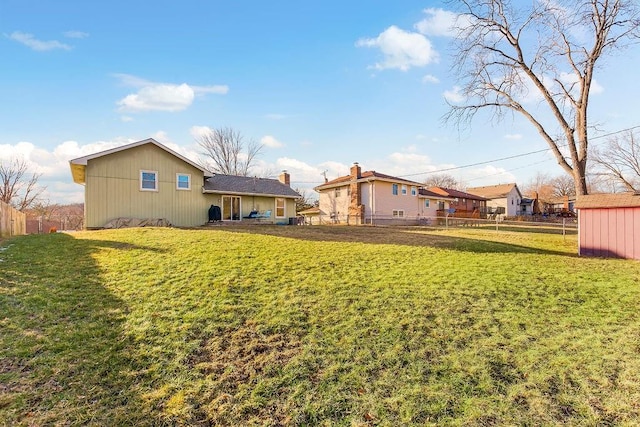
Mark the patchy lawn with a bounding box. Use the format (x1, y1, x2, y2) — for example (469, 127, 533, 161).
(1, 226, 639, 426)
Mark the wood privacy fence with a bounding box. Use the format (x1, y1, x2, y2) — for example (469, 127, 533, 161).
(0, 201, 26, 238)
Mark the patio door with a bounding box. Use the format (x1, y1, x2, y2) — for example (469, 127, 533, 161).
(222, 196, 241, 221)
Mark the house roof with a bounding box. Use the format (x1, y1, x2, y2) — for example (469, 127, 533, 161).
(69, 138, 207, 184)
(418, 188, 456, 200)
(576, 193, 640, 209)
(298, 206, 320, 215)
(203, 174, 300, 198)
(467, 183, 520, 199)
(315, 170, 422, 191)
(428, 187, 488, 201)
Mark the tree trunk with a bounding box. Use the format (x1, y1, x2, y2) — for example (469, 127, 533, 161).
(574, 162, 588, 196)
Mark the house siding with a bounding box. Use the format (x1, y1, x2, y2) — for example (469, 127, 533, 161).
(204, 194, 296, 223)
(579, 207, 640, 259)
(318, 184, 351, 222)
(361, 181, 421, 219)
(85, 144, 208, 228)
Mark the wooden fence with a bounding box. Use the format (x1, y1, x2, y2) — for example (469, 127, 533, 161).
(0, 201, 26, 238)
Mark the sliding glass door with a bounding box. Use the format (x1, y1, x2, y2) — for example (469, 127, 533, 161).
(222, 196, 241, 221)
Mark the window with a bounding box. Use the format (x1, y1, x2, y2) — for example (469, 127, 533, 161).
(425, 199, 430, 208)
(276, 198, 285, 218)
(392, 209, 404, 217)
(392, 184, 399, 195)
(401, 185, 407, 195)
(176, 173, 191, 190)
(335, 188, 341, 197)
(411, 186, 417, 196)
(140, 170, 158, 191)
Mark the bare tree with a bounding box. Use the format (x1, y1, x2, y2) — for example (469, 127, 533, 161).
(550, 174, 576, 197)
(591, 130, 640, 192)
(196, 127, 263, 176)
(424, 173, 460, 189)
(523, 172, 554, 201)
(446, 0, 640, 196)
(294, 188, 316, 213)
(0, 157, 44, 211)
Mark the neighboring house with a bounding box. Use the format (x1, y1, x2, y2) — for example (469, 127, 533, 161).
(314, 163, 454, 225)
(467, 183, 523, 217)
(69, 138, 299, 228)
(576, 193, 640, 260)
(543, 195, 576, 216)
(298, 206, 321, 225)
(428, 187, 487, 218)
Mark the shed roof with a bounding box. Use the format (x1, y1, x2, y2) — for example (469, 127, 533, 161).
(576, 193, 640, 209)
(467, 183, 520, 199)
(203, 174, 300, 198)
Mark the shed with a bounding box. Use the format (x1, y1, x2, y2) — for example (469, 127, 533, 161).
(575, 193, 640, 260)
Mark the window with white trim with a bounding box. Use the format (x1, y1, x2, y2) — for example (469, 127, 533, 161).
(401, 185, 407, 195)
(392, 209, 404, 217)
(275, 198, 286, 218)
(140, 170, 158, 191)
(335, 188, 341, 197)
(392, 184, 398, 195)
(425, 199, 430, 208)
(176, 173, 191, 190)
(411, 186, 417, 196)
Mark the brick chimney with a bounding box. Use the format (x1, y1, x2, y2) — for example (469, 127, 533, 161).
(348, 162, 364, 224)
(350, 162, 361, 180)
(279, 170, 290, 186)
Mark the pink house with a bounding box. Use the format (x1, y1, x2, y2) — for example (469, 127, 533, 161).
(576, 193, 640, 259)
(314, 163, 454, 225)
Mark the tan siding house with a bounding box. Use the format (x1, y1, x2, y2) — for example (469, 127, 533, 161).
(315, 163, 454, 225)
(70, 138, 300, 228)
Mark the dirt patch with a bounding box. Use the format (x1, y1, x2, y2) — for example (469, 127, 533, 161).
(189, 320, 302, 425)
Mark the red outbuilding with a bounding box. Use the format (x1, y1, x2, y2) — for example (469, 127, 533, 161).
(576, 193, 640, 260)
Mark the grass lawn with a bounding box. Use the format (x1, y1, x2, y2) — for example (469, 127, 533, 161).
(1, 225, 639, 426)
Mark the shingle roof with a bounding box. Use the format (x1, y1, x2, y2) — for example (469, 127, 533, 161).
(203, 174, 300, 198)
(467, 183, 520, 199)
(418, 188, 455, 199)
(576, 193, 640, 209)
(315, 170, 422, 190)
(428, 187, 488, 201)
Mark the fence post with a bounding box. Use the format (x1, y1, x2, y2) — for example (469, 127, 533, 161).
(496, 215, 499, 232)
(563, 218, 566, 240)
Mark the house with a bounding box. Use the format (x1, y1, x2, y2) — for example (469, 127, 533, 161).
(543, 195, 576, 217)
(298, 206, 321, 225)
(69, 138, 299, 228)
(314, 163, 454, 225)
(575, 193, 640, 260)
(466, 183, 523, 217)
(427, 187, 487, 218)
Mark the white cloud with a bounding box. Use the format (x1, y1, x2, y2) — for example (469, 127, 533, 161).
(8, 31, 72, 51)
(117, 83, 195, 112)
(422, 74, 440, 84)
(356, 25, 439, 71)
(559, 72, 604, 95)
(189, 126, 212, 139)
(260, 135, 284, 148)
(414, 8, 460, 37)
(464, 165, 517, 186)
(443, 85, 465, 103)
(114, 74, 228, 113)
(64, 31, 89, 39)
(120, 116, 134, 122)
(504, 134, 523, 140)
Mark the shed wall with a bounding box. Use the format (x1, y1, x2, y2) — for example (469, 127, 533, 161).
(579, 207, 640, 260)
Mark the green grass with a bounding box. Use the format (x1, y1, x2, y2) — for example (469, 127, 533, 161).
(1, 226, 639, 426)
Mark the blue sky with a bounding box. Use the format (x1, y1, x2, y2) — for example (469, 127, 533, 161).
(2, 0, 639, 204)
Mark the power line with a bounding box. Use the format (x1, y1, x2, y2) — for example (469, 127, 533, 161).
(398, 125, 640, 179)
(291, 125, 640, 185)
